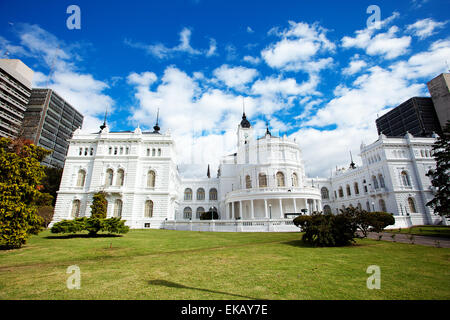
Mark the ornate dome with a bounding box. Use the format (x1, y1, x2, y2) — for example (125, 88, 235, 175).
(240, 113, 251, 128)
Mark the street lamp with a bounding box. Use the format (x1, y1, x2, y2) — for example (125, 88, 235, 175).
(210, 207, 214, 221)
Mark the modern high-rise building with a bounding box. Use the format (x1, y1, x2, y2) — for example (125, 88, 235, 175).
(375, 97, 442, 137)
(427, 73, 450, 129)
(22, 88, 84, 168)
(0, 59, 34, 138)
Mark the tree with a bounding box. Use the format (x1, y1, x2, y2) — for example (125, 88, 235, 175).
(200, 209, 219, 220)
(90, 191, 107, 219)
(426, 121, 450, 217)
(0, 137, 51, 249)
(41, 166, 63, 206)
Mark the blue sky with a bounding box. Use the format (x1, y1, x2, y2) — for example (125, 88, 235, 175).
(1, 0, 449, 177)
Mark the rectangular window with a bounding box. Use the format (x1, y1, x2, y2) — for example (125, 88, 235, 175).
(120, 147, 123, 155)
(126, 147, 129, 155)
(79, 147, 82, 156)
(109, 147, 112, 155)
(147, 149, 150, 156)
(158, 148, 161, 156)
(114, 147, 118, 155)
(152, 148, 156, 156)
(90, 148, 94, 156)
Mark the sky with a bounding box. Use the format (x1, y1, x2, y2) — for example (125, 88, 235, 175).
(1, 0, 449, 178)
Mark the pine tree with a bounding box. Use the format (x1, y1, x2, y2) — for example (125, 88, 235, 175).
(90, 191, 107, 219)
(426, 121, 450, 217)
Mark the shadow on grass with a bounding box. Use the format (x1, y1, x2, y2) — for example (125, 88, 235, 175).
(44, 233, 123, 239)
(148, 279, 265, 300)
(282, 239, 370, 248)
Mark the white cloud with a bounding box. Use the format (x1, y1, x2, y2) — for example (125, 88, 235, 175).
(342, 23, 411, 59)
(342, 55, 368, 75)
(213, 64, 258, 89)
(406, 18, 447, 39)
(247, 26, 254, 33)
(125, 27, 214, 59)
(10, 23, 114, 133)
(261, 21, 335, 72)
(243, 55, 261, 65)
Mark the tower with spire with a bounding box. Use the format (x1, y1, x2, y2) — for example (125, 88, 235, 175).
(237, 98, 253, 147)
(153, 108, 160, 133)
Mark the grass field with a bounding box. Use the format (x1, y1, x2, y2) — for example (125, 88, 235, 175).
(0, 229, 449, 300)
(385, 225, 450, 238)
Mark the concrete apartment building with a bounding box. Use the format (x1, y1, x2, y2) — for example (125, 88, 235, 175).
(427, 73, 450, 129)
(0, 59, 34, 138)
(375, 97, 442, 137)
(22, 88, 84, 168)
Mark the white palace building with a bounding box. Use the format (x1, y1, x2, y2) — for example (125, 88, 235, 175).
(52, 112, 447, 231)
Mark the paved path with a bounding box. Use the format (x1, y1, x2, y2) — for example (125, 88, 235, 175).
(361, 231, 450, 248)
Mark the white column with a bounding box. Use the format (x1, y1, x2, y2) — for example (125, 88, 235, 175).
(264, 199, 268, 219)
(231, 202, 235, 219)
(293, 198, 297, 214)
(239, 200, 242, 219)
(251, 200, 255, 219)
(279, 198, 283, 218)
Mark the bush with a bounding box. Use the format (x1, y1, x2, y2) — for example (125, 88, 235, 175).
(293, 208, 395, 247)
(50, 217, 129, 235)
(294, 212, 357, 247)
(369, 212, 395, 233)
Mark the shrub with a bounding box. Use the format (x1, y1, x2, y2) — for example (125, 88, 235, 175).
(50, 217, 129, 235)
(294, 212, 357, 247)
(369, 212, 395, 233)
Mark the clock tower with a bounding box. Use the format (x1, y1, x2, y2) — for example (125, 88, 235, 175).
(237, 112, 253, 148)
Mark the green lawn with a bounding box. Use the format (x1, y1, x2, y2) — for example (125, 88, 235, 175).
(0, 229, 449, 300)
(385, 225, 450, 238)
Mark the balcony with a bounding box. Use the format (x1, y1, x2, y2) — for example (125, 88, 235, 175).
(226, 186, 320, 199)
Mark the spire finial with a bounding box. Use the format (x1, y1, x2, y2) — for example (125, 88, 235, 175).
(349, 150, 356, 169)
(266, 120, 271, 135)
(153, 108, 160, 133)
(242, 97, 245, 115)
(207, 164, 211, 178)
(100, 108, 108, 130)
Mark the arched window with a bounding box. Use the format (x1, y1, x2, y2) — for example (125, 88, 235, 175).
(366, 201, 371, 212)
(145, 200, 153, 218)
(338, 186, 344, 198)
(258, 173, 267, 188)
(116, 169, 124, 186)
(346, 184, 351, 196)
(71, 200, 81, 218)
(292, 173, 298, 187)
(197, 188, 205, 200)
(105, 169, 113, 186)
(378, 174, 385, 188)
(379, 199, 387, 212)
(276, 172, 285, 187)
(245, 175, 252, 189)
(114, 199, 123, 218)
(321, 187, 330, 199)
(147, 170, 156, 188)
(354, 182, 359, 195)
(372, 175, 379, 189)
(183, 207, 192, 219)
(209, 188, 218, 201)
(184, 188, 193, 201)
(323, 205, 332, 214)
(401, 171, 411, 186)
(357, 203, 362, 210)
(408, 197, 417, 213)
(77, 170, 86, 187)
(196, 207, 205, 219)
